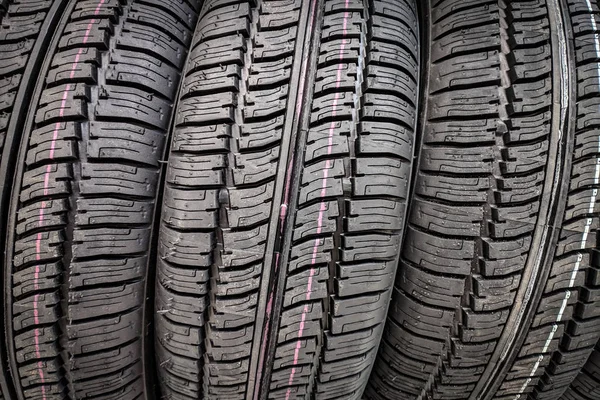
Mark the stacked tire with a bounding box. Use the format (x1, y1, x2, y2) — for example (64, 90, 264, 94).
(366, 0, 600, 399)
(0, 0, 202, 398)
(154, 1, 419, 399)
(0, 0, 598, 400)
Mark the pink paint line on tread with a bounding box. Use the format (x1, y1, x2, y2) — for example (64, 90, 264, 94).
(284, 2, 350, 399)
(31, 1, 106, 397)
(252, 0, 319, 397)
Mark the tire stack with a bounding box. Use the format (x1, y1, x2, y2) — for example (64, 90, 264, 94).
(0, 0, 597, 400)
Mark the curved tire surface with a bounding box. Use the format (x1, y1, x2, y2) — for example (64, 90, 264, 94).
(366, 1, 600, 400)
(4, 1, 600, 400)
(561, 342, 600, 400)
(153, 0, 419, 399)
(0, 0, 201, 398)
(0, 0, 65, 396)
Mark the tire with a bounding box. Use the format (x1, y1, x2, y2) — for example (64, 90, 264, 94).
(0, 1, 71, 398)
(562, 342, 600, 400)
(365, 1, 600, 400)
(153, 0, 419, 399)
(0, 0, 200, 398)
(0, 0, 54, 161)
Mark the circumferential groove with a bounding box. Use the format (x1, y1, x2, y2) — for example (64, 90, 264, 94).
(1, 0, 600, 400)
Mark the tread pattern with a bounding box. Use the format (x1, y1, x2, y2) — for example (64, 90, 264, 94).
(365, 0, 577, 399)
(153, 0, 419, 399)
(516, 2, 600, 398)
(154, 1, 308, 398)
(0, 0, 54, 169)
(561, 343, 600, 400)
(266, 0, 418, 399)
(6, 0, 200, 398)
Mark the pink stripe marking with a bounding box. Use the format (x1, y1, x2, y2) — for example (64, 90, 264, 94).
(252, 0, 320, 397)
(32, 2, 105, 396)
(284, 3, 350, 399)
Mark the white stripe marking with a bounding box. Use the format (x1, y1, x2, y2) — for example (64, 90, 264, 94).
(515, 3, 598, 399)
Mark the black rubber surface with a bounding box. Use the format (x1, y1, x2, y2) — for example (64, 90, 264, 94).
(1, 1, 598, 399)
(0, 0, 51, 158)
(0, 0, 42, 396)
(561, 342, 600, 400)
(0, 0, 201, 398)
(365, 1, 600, 400)
(152, 0, 419, 399)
